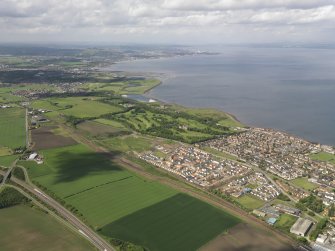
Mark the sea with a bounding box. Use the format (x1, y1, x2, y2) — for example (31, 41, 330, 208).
(109, 46, 335, 146)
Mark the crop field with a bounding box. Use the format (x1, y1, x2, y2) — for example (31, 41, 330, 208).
(291, 177, 319, 191)
(235, 194, 265, 210)
(24, 144, 130, 198)
(0, 108, 26, 149)
(32, 126, 77, 150)
(66, 176, 178, 227)
(77, 120, 129, 138)
(0, 147, 12, 156)
(83, 79, 160, 94)
(0, 205, 93, 251)
(22, 143, 241, 250)
(101, 194, 241, 251)
(311, 152, 335, 165)
(200, 223, 295, 251)
(99, 135, 154, 153)
(32, 97, 123, 118)
(0, 155, 17, 167)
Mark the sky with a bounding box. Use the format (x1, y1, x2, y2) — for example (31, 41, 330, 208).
(0, 0, 335, 45)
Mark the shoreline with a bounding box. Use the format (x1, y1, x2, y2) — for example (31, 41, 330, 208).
(112, 60, 335, 148)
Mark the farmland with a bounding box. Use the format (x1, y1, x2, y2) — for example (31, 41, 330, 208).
(0, 155, 18, 167)
(101, 193, 240, 251)
(32, 97, 124, 118)
(66, 176, 178, 227)
(82, 78, 160, 95)
(0, 108, 26, 149)
(32, 126, 77, 150)
(0, 205, 93, 251)
(77, 120, 130, 139)
(99, 135, 154, 153)
(21, 143, 241, 250)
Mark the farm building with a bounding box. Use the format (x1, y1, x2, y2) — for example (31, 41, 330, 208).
(267, 217, 277, 225)
(290, 218, 313, 237)
(274, 204, 301, 216)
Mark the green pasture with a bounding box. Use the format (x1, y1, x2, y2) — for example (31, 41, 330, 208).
(0, 205, 93, 251)
(101, 194, 241, 251)
(0, 108, 26, 149)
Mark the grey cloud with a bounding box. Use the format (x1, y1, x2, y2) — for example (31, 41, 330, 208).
(0, 0, 334, 44)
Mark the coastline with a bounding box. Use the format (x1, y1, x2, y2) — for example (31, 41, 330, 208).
(112, 59, 335, 148)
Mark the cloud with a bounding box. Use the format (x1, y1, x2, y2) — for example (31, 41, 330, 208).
(0, 0, 334, 43)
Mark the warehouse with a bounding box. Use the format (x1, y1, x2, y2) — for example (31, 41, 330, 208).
(290, 218, 313, 237)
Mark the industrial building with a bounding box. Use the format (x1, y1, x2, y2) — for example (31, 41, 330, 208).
(290, 218, 313, 237)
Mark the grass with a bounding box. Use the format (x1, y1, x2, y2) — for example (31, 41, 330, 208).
(32, 97, 123, 118)
(0, 147, 12, 156)
(311, 152, 335, 165)
(0, 155, 17, 168)
(22, 143, 240, 250)
(201, 146, 239, 161)
(113, 105, 231, 143)
(274, 214, 297, 233)
(100, 135, 154, 153)
(94, 118, 128, 130)
(83, 79, 160, 95)
(23, 144, 130, 198)
(235, 194, 265, 210)
(66, 176, 177, 227)
(100, 194, 241, 251)
(0, 108, 26, 149)
(291, 177, 319, 191)
(77, 120, 129, 138)
(0, 205, 93, 251)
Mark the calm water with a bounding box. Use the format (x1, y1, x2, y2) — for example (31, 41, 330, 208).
(110, 47, 335, 146)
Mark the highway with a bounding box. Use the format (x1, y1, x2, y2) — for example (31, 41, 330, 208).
(0, 169, 115, 251)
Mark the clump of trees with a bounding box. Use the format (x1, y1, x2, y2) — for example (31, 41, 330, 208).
(277, 193, 290, 201)
(12, 167, 25, 181)
(298, 195, 325, 213)
(310, 218, 328, 241)
(0, 187, 29, 209)
(328, 204, 335, 217)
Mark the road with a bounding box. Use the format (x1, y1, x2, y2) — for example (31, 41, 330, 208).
(0, 169, 114, 251)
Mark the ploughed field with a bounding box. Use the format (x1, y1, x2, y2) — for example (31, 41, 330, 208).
(32, 126, 77, 150)
(0, 205, 93, 251)
(0, 107, 26, 150)
(22, 144, 240, 250)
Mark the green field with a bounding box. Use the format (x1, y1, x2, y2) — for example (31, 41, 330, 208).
(83, 79, 160, 95)
(311, 152, 335, 165)
(291, 177, 319, 191)
(101, 194, 240, 251)
(100, 135, 154, 153)
(0, 108, 26, 149)
(112, 103, 233, 143)
(275, 214, 297, 233)
(0, 155, 18, 167)
(235, 194, 265, 210)
(22, 143, 240, 250)
(24, 144, 130, 198)
(32, 97, 123, 118)
(0, 205, 93, 251)
(66, 176, 177, 227)
(0, 147, 12, 156)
